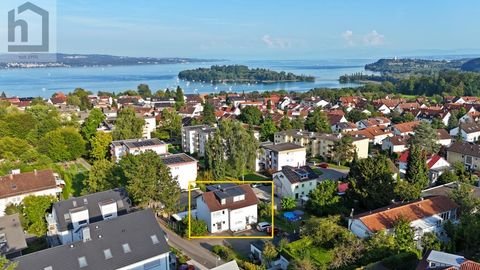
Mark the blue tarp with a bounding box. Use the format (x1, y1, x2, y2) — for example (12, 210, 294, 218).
(283, 211, 298, 221)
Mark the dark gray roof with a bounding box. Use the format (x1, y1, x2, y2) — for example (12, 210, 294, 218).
(447, 141, 480, 158)
(0, 214, 27, 256)
(111, 138, 165, 148)
(262, 143, 305, 152)
(279, 166, 319, 184)
(461, 122, 480, 134)
(161, 153, 197, 165)
(422, 182, 480, 199)
(53, 189, 131, 231)
(15, 209, 169, 270)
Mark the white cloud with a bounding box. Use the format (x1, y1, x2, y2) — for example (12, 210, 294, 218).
(261, 34, 292, 49)
(363, 30, 385, 46)
(341, 30, 354, 46)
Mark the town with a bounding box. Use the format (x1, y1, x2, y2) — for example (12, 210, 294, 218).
(0, 83, 479, 270)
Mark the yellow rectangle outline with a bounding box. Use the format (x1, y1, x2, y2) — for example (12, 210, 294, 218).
(188, 180, 275, 239)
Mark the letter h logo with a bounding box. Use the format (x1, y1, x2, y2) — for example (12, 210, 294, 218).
(8, 2, 49, 52)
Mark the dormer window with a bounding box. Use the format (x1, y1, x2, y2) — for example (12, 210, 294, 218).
(233, 195, 245, 202)
(221, 198, 226, 205)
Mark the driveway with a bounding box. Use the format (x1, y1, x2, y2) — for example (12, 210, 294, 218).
(317, 167, 348, 181)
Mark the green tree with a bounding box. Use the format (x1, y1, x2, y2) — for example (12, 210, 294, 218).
(66, 95, 81, 107)
(305, 108, 330, 133)
(346, 110, 368, 123)
(288, 258, 315, 270)
(137, 84, 152, 98)
(420, 232, 441, 254)
(409, 122, 440, 154)
(449, 183, 480, 215)
(38, 127, 86, 162)
(81, 108, 105, 141)
(437, 170, 459, 185)
(301, 215, 350, 248)
(393, 217, 417, 254)
(305, 180, 341, 216)
(290, 117, 305, 130)
(332, 135, 356, 165)
(26, 104, 62, 142)
(69, 88, 92, 111)
(262, 241, 278, 267)
(175, 86, 185, 110)
(113, 107, 144, 140)
(279, 117, 292, 130)
(447, 113, 459, 131)
(399, 145, 429, 201)
(22, 195, 57, 236)
(0, 256, 17, 270)
(205, 132, 226, 180)
(260, 116, 277, 141)
(239, 106, 263, 126)
(83, 160, 116, 194)
(159, 109, 182, 140)
(118, 151, 180, 213)
(365, 231, 396, 262)
(202, 101, 216, 125)
(182, 218, 208, 237)
(281, 197, 296, 210)
(90, 132, 112, 160)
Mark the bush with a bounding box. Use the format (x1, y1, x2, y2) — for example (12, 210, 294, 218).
(381, 252, 418, 270)
(212, 245, 235, 261)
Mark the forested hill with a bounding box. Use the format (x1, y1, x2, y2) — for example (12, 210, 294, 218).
(178, 65, 315, 83)
(365, 58, 467, 75)
(461, 58, 480, 72)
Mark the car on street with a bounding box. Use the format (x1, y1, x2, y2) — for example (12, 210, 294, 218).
(256, 222, 271, 231)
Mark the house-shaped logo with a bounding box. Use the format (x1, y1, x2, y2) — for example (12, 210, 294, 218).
(8, 1, 49, 52)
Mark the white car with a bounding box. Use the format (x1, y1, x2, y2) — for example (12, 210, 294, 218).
(256, 222, 271, 232)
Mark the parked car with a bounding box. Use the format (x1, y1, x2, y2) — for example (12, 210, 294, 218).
(256, 222, 271, 231)
(266, 226, 280, 235)
(319, 163, 329, 168)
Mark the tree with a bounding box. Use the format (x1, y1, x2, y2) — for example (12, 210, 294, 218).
(81, 108, 105, 141)
(301, 215, 350, 248)
(258, 201, 271, 221)
(399, 145, 429, 201)
(447, 113, 459, 131)
(202, 101, 216, 125)
(0, 91, 6, 98)
(330, 237, 365, 269)
(112, 107, 144, 140)
(260, 116, 277, 141)
(38, 127, 86, 162)
(158, 109, 182, 140)
(437, 170, 459, 185)
(305, 108, 330, 133)
(346, 110, 368, 123)
(205, 132, 226, 180)
(84, 160, 116, 194)
(446, 213, 480, 260)
(290, 117, 305, 130)
(449, 183, 480, 215)
(364, 231, 396, 262)
(279, 117, 292, 130)
(137, 84, 152, 98)
(305, 180, 342, 216)
(0, 256, 17, 270)
(22, 195, 57, 236)
(288, 258, 315, 270)
(393, 217, 417, 254)
(409, 122, 440, 154)
(182, 218, 207, 237)
(281, 197, 296, 210)
(347, 155, 397, 209)
(118, 151, 180, 213)
(175, 86, 185, 110)
(239, 106, 262, 126)
(90, 132, 112, 160)
(69, 88, 92, 111)
(332, 135, 356, 165)
(420, 232, 441, 254)
(66, 95, 81, 107)
(262, 241, 278, 267)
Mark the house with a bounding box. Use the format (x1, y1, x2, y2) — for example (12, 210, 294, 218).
(15, 209, 173, 270)
(392, 121, 421, 136)
(211, 260, 240, 270)
(436, 129, 452, 146)
(348, 196, 458, 239)
(397, 151, 451, 185)
(198, 127, 217, 157)
(349, 126, 393, 145)
(447, 141, 480, 171)
(394, 102, 421, 114)
(332, 122, 358, 133)
(273, 166, 320, 200)
(257, 143, 306, 172)
(160, 153, 198, 190)
(416, 109, 451, 127)
(0, 169, 64, 216)
(450, 123, 480, 142)
(195, 184, 258, 233)
(250, 240, 290, 270)
(382, 135, 410, 154)
(142, 116, 157, 139)
(356, 117, 391, 130)
(181, 125, 213, 155)
(422, 182, 480, 201)
(302, 97, 329, 108)
(0, 214, 27, 259)
(46, 188, 131, 246)
(327, 111, 348, 131)
(416, 250, 480, 270)
(110, 138, 168, 161)
(459, 110, 480, 123)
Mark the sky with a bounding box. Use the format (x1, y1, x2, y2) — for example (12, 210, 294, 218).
(54, 0, 480, 60)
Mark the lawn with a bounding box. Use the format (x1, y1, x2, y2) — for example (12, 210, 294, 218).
(60, 163, 89, 198)
(283, 238, 333, 267)
(326, 163, 350, 170)
(310, 167, 324, 175)
(242, 173, 270, 181)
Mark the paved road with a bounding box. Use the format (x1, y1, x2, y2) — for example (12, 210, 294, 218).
(157, 221, 224, 269)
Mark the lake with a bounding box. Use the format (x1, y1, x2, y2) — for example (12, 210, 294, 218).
(0, 59, 377, 98)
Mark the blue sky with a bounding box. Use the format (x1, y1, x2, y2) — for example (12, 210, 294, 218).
(56, 0, 480, 59)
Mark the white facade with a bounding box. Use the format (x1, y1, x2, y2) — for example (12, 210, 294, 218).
(164, 160, 198, 190)
(272, 172, 318, 200)
(116, 252, 170, 270)
(181, 125, 213, 155)
(1, 187, 61, 217)
(450, 127, 480, 143)
(258, 144, 306, 172)
(142, 116, 157, 139)
(111, 139, 168, 161)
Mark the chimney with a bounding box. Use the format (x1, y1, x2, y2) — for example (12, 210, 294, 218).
(34, 169, 37, 176)
(82, 227, 91, 242)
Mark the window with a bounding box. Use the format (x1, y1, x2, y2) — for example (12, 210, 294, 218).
(78, 220, 87, 225)
(150, 235, 159, 245)
(78, 257, 88, 268)
(122, 243, 131, 253)
(103, 249, 112, 260)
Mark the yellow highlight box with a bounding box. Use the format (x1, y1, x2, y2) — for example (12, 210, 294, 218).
(188, 180, 275, 239)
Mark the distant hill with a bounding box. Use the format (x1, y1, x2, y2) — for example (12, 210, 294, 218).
(0, 53, 219, 68)
(178, 65, 315, 83)
(461, 58, 480, 72)
(365, 58, 468, 75)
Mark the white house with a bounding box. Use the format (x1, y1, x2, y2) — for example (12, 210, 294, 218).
(381, 135, 410, 154)
(348, 196, 458, 240)
(449, 122, 480, 142)
(0, 169, 64, 216)
(16, 209, 173, 270)
(110, 138, 168, 161)
(272, 166, 320, 200)
(420, 250, 480, 270)
(142, 116, 157, 139)
(257, 143, 306, 172)
(392, 121, 421, 136)
(181, 125, 213, 155)
(46, 188, 131, 246)
(397, 151, 451, 185)
(161, 153, 198, 190)
(196, 184, 258, 233)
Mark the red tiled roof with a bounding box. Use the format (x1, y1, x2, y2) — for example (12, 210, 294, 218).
(445, 260, 480, 270)
(393, 121, 421, 133)
(0, 170, 57, 199)
(355, 196, 458, 232)
(427, 155, 442, 169)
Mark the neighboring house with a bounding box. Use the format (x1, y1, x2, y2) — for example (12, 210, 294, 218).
(250, 240, 290, 270)
(416, 109, 451, 127)
(422, 182, 480, 202)
(436, 129, 452, 146)
(394, 102, 421, 114)
(257, 143, 306, 172)
(332, 122, 358, 133)
(0, 169, 64, 216)
(356, 117, 391, 130)
(195, 184, 258, 233)
(459, 110, 480, 123)
(397, 151, 451, 185)
(416, 250, 480, 270)
(160, 153, 198, 190)
(450, 123, 480, 142)
(382, 135, 410, 154)
(0, 214, 27, 259)
(46, 188, 131, 246)
(447, 141, 480, 171)
(210, 260, 240, 270)
(181, 125, 213, 155)
(392, 121, 421, 136)
(272, 166, 320, 200)
(110, 138, 168, 161)
(348, 196, 458, 239)
(15, 209, 173, 270)
(349, 126, 393, 145)
(142, 116, 157, 139)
